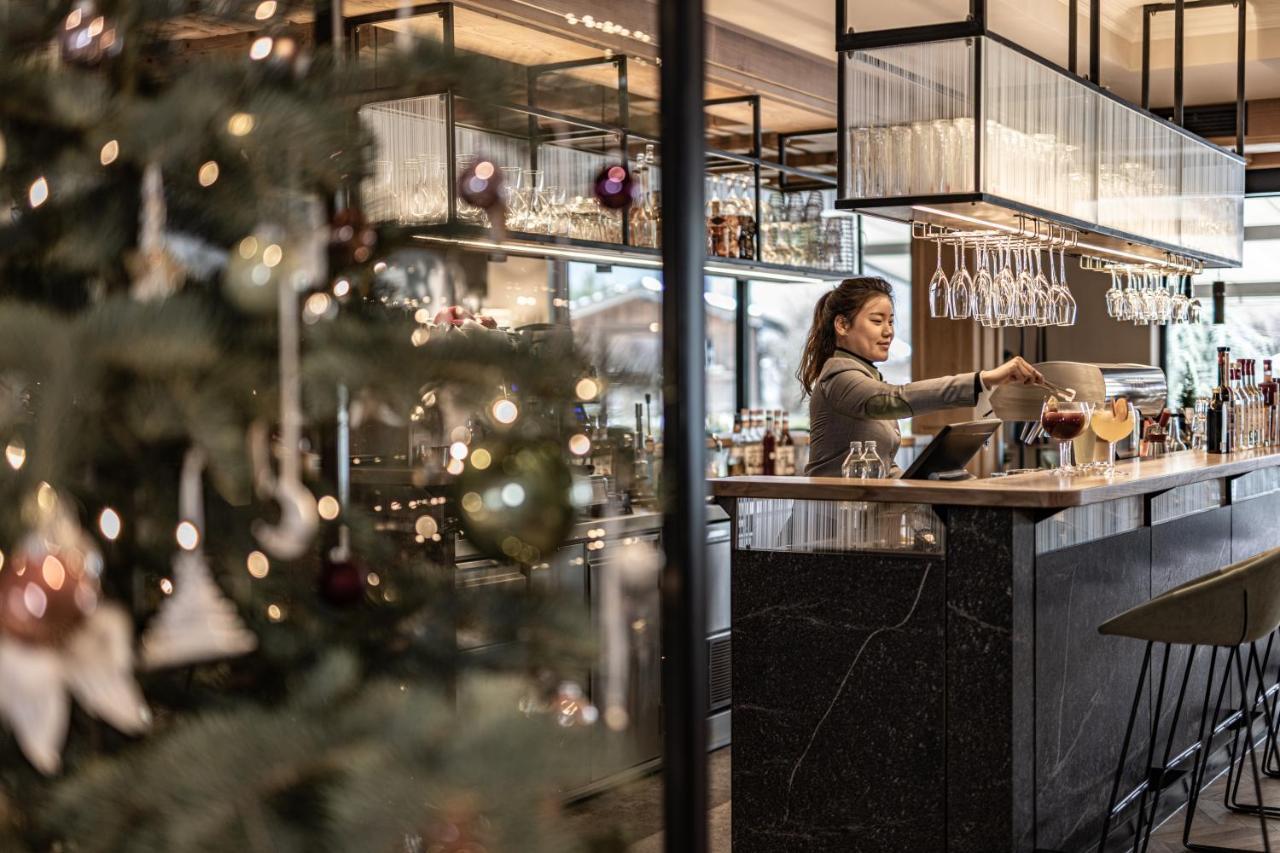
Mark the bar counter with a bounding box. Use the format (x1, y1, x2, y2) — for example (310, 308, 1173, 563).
(713, 449, 1280, 853)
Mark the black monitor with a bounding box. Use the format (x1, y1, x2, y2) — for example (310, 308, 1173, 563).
(900, 418, 1002, 481)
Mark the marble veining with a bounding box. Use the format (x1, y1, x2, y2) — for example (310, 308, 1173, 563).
(781, 563, 933, 821)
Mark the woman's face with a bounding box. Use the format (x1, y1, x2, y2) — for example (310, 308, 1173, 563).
(834, 294, 894, 363)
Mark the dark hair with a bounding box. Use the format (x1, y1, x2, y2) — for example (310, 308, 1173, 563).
(796, 276, 894, 396)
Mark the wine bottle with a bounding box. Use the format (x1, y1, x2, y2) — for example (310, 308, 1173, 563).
(778, 412, 795, 475)
(1262, 359, 1277, 447)
(1207, 347, 1231, 454)
(762, 411, 777, 475)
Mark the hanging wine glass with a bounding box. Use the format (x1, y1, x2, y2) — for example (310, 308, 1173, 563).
(951, 242, 973, 320)
(928, 238, 950, 318)
(973, 239, 994, 325)
(1032, 248, 1052, 325)
(1105, 268, 1124, 318)
(1056, 245, 1077, 326)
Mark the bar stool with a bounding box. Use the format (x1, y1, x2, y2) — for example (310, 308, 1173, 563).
(1096, 547, 1280, 853)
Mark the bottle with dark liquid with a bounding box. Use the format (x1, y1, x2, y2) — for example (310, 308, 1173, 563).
(762, 411, 777, 475)
(778, 412, 795, 475)
(737, 176, 757, 260)
(1207, 347, 1232, 454)
(707, 198, 729, 258)
(727, 411, 745, 476)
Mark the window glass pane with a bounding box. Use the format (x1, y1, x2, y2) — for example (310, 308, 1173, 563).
(1170, 196, 1280, 407)
(566, 264, 735, 435)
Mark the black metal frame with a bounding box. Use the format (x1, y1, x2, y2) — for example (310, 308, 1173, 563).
(1140, 0, 1247, 153)
(777, 127, 838, 194)
(835, 7, 1246, 270)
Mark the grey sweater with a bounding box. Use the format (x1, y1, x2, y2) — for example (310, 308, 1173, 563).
(805, 350, 980, 478)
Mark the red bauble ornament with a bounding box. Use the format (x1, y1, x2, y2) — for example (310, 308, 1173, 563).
(319, 551, 365, 606)
(456, 158, 505, 212)
(329, 207, 377, 269)
(432, 305, 473, 326)
(0, 535, 100, 645)
(593, 163, 639, 211)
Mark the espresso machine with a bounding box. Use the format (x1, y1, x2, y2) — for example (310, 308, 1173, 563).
(990, 362, 1169, 470)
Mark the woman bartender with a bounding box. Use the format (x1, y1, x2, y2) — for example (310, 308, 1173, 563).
(799, 277, 1043, 477)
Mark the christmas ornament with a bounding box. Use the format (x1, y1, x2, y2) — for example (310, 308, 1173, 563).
(0, 492, 148, 774)
(328, 206, 377, 269)
(318, 548, 366, 607)
(593, 163, 639, 211)
(223, 227, 285, 315)
(456, 157, 507, 239)
(140, 450, 257, 669)
(59, 0, 122, 66)
(247, 207, 320, 562)
(453, 439, 574, 564)
(128, 163, 185, 301)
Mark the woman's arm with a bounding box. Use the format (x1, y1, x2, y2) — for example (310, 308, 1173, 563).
(822, 357, 1043, 420)
(823, 366, 979, 420)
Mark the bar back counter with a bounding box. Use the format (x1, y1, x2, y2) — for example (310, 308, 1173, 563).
(713, 449, 1280, 853)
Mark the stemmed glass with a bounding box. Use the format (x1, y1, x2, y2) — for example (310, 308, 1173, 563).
(1031, 249, 1052, 325)
(973, 240, 994, 325)
(950, 243, 973, 319)
(1054, 246, 1077, 326)
(928, 239, 950, 318)
(1089, 397, 1136, 476)
(1040, 400, 1093, 475)
(1105, 269, 1125, 318)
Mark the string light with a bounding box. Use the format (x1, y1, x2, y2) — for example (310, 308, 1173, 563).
(5, 438, 25, 469)
(446, 458, 465, 476)
(261, 244, 283, 268)
(159, 578, 174, 595)
(246, 551, 269, 578)
(491, 399, 519, 424)
(197, 160, 219, 187)
(175, 521, 200, 550)
(470, 448, 492, 470)
(332, 278, 351, 298)
(98, 508, 122, 541)
(449, 441, 469, 461)
(227, 113, 255, 136)
(568, 434, 591, 456)
(266, 603, 284, 621)
(99, 139, 119, 165)
(249, 36, 273, 60)
(28, 177, 48, 208)
(414, 516, 438, 538)
(575, 377, 600, 400)
(254, 0, 276, 19)
(317, 495, 340, 520)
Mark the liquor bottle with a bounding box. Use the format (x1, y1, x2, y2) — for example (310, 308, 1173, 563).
(1262, 359, 1277, 447)
(841, 441, 865, 478)
(1250, 359, 1265, 447)
(1243, 362, 1259, 449)
(1207, 347, 1231, 454)
(707, 197, 728, 258)
(737, 176, 757, 260)
(778, 412, 795, 475)
(762, 411, 777, 475)
(1232, 364, 1248, 449)
(629, 149, 649, 246)
(743, 409, 763, 475)
(862, 440, 885, 479)
(727, 411, 745, 476)
(721, 181, 742, 259)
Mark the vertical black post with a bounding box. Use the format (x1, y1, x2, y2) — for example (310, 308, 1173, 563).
(973, 37, 983, 193)
(1089, 0, 1101, 83)
(751, 96, 762, 260)
(1069, 0, 1078, 73)
(659, 1, 708, 852)
(313, 0, 339, 49)
(1174, 0, 1185, 126)
(735, 278, 750, 412)
(969, 0, 986, 29)
(837, 51, 849, 198)
(1141, 8, 1151, 108)
(619, 56, 632, 246)
(1237, 0, 1247, 155)
(1213, 280, 1226, 324)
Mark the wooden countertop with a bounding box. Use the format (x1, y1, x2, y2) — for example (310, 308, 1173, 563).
(710, 448, 1280, 509)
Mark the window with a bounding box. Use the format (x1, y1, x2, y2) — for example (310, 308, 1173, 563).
(748, 217, 912, 430)
(1168, 196, 1280, 408)
(566, 264, 736, 434)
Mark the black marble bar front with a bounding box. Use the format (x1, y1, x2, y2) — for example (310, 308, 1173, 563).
(713, 450, 1280, 853)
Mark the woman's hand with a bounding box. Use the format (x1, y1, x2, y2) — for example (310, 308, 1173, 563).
(980, 357, 1044, 388)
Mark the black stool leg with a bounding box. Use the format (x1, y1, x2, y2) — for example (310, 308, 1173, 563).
(1222, 640, 1280, 820)
(1134, 644, 1173, 845)
(1185, 646, 1239, 852)
(1099, 641, 1152, 853)
(1137, 645, 1196, 853)
(1235, 644, 1272, 852)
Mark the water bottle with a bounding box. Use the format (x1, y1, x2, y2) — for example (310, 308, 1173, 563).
(841, 441, 865, 478)
(862, 440, 885, 479)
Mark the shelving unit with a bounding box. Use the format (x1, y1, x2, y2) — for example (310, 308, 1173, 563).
(346, 1, 855, 283)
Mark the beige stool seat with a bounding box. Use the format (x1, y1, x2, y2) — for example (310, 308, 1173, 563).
(1100, 549, 1280, 647)
(1096, 547, 1280, 853)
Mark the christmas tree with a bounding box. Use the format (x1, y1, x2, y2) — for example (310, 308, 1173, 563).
(0, 1, 620, 849)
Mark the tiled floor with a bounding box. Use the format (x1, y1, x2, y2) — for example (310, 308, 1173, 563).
(561, 747, 732, 851)
(1148, 768, 1280, 852)
(568, 745, 1280, 851)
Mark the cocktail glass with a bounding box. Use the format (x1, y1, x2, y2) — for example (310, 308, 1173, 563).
(1089, 398, 1136, 476)
(1041, 400, 1094, 475)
